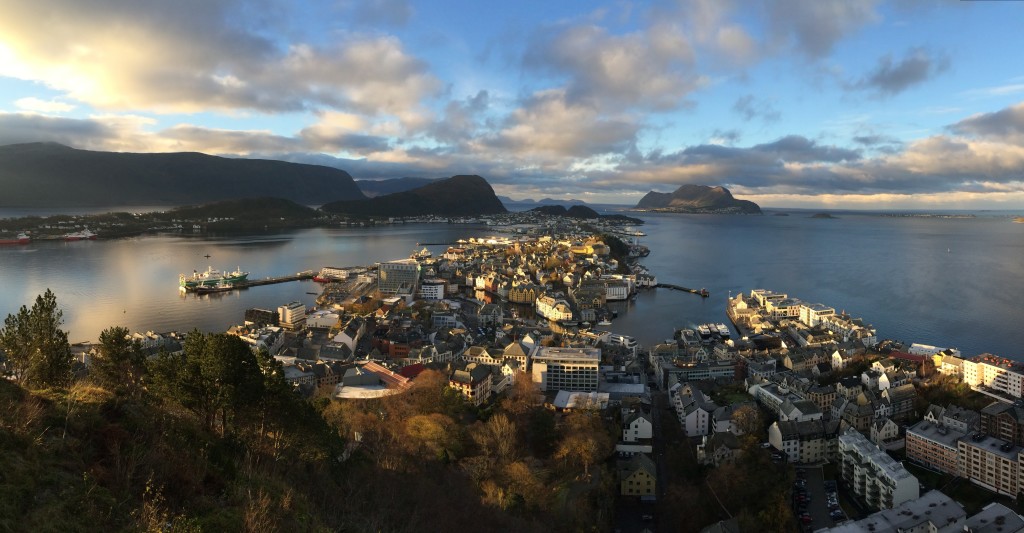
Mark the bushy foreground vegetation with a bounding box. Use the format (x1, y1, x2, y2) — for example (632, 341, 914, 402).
(0, 292, 618, 531)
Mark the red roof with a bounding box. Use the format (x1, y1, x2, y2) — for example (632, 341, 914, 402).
(891, 351, 925, 363)
(398, 363, 426, 379)
(363, 361, 411, 389)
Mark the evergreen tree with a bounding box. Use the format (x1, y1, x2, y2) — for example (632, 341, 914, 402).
(0, 289, 72, 388)
(93, 326, 146, 398)
(148, 330, 264, 435)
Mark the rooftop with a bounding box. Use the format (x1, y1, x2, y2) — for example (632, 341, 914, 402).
(907, 420, 966, 449)
(816, 489, 965, 533)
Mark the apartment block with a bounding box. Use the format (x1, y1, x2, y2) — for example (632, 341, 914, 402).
(905, 419, 965, 475)
(531, 347, 600, 392)
(957, 433, 1023, 497)
(837, 428, 919, 510)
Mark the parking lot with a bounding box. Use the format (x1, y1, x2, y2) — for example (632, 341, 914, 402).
(792, 467, 846, 531)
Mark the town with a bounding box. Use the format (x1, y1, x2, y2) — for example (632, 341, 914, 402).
(11, 215, 1024, 533)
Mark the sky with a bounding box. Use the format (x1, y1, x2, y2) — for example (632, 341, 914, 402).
(1, 0, 1024, 209)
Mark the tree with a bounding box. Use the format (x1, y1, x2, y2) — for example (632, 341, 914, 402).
(731, 404, 763, 450)
(554, 412, 612, 478)
(148, 331, 263, 435)
(93, 326, 146, 398)
(471, 413, 518, 463)
(0, 289, 72, 388)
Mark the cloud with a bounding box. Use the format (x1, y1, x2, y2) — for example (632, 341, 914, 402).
(765, 0, 880, 58)
(14, 97, 75, 113)
(523, 22, 703, 110)
(732, 95, 781, 123)
(0, 112, 156, 151)
(0, 0, 440, 122)
(950, 102, 1024, 141)
(851, 48, 949, 97)
(710, 129, 742, 144)
(485, 89, 640, 159)
(429, 90, 491, 144)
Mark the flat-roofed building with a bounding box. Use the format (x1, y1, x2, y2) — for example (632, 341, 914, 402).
(531, 347, 600, 392)
(963, 354, 1024, 399)
(377, 259, 420, 296)
(417, 278, 446, 300)
(277, 301, 306, 330)
(958, 433, 1023, 497)
(906, 419, 966, 475)
(838, 428, 919, 510)
(799, 302, 835, 327)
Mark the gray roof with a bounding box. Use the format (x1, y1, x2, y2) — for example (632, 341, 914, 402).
(963, 502, 1024, 533)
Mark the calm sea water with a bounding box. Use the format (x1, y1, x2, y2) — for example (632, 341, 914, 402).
(611, 212, 1024, 359)
(0, 213, 1022, 359)
(0, 224, 487, 343)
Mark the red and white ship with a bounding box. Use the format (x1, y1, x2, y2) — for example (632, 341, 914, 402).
(63, 229, 97, 241)
(0, 232, 30, 245)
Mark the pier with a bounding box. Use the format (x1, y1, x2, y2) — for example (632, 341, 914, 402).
(240, 271, 314, 288)
(656, 283, 709, 298)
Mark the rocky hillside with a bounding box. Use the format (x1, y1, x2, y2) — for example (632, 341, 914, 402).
(635, 184, 761, 214)
(322, 175, 507, 217)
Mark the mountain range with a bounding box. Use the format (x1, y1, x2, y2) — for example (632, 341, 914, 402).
(0, 142, 366, 208)
(635, 184, 761, 214)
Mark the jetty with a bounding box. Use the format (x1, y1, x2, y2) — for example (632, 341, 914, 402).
(656, 283, 709, 298)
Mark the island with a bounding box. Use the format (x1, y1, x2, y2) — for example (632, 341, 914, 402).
(634, 184, 762, 214)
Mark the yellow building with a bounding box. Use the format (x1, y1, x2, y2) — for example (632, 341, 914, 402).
(618, 454, 657, 497)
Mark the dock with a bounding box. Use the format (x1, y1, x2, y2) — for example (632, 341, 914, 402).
(239, 271, 314, 288)
(656, 283, 709, 298)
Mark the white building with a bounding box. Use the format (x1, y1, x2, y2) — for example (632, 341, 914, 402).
(417, 279, 446, 300)
(623, 412, 653, 442)
(837, 428, 919, 510)
(962, 354, 1024, 399)
(535, 294, 574, 321)
(531, 347, 600, 392)
(278, 301, 306, 330)
(672, 382, 719, 437)
(799, 302, 835, 327)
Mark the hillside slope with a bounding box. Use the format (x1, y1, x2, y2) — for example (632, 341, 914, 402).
(0, 142, 366, 207)
(322, 175, 507, 217)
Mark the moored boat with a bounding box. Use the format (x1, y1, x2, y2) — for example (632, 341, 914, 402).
(0, 232, 30, 245)
(64, 229, 97, 241)
(194, 281, 237, 294)
(180, 266, 249, 290)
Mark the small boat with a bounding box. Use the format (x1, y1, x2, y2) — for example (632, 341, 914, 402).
(699, 288, 709, 297)
(0, 232, 30, 245)
(194, 281, 236, 294)
(597, 320, 612, 326)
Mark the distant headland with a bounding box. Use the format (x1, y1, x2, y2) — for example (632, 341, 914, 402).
(633, 184, 761, 214)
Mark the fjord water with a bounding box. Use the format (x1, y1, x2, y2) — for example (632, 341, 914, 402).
(0, 213, 1022, 359)
(0, 224, 488, 343)
(612, 212, 1024, 358)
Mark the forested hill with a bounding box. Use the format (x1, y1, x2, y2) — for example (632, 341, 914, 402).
(0, 142, 366, 208)
(322, 174, 507, 217)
